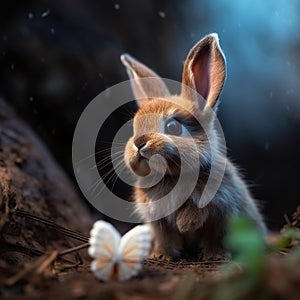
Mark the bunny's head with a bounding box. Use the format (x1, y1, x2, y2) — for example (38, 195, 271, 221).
(122, 34, 226, 177)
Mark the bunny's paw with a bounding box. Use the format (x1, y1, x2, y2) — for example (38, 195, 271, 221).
(176, 204, 209, 233)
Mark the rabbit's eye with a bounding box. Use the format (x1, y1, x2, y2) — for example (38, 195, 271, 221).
(165, 119, 182, 136)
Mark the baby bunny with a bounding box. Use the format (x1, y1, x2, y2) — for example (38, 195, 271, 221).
(121, 33, 266, 260)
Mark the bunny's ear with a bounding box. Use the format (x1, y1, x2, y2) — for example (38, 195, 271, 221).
(181, 33, 226, 110)
(121, 54, 170, 106)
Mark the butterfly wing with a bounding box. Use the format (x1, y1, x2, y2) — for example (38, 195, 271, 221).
(117, 224, 153, 281)
(88, 220, 121, 281)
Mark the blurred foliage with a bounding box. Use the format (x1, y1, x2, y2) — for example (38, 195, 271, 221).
(224, 216, 265, 275)
(275, 204, 300, 250)
(272, 228, 300, 251)
(174, 210, 300, 300)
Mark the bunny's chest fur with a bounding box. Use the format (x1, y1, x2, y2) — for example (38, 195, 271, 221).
(133, 161, 244, 225)
(134, 173, 210, 221)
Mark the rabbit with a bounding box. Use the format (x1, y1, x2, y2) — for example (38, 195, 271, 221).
(121, 33, 267, 260)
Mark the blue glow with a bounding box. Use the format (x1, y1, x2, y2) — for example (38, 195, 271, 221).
(184, 0, 300, 144)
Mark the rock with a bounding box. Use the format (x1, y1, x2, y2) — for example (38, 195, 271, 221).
(0, 99, 92, 266)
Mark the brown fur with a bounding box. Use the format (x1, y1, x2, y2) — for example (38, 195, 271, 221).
(121, 34, 266, 260)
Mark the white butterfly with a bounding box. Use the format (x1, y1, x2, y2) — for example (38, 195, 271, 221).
(88, 221, 153, 281)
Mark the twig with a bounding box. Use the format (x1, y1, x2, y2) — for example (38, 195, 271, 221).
(0, 241, 45, 257)
(14, 209, 89, 242)
(5, 252, 56, 286)
(35, 251, 58, 274)
(58, 243, 89, 256)
(284, 213, 291, 225)
(146, 258, 228, 266)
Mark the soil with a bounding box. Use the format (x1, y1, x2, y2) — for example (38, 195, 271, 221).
(1, 246, 300, 300)
(1, 255, 223, 300)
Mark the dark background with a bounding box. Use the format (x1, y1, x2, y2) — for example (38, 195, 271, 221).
(0, 0, 299, 230)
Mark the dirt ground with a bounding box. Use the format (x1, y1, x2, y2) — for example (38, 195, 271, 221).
(0, 255, 224, 300)
(1, 221, 300, 300)
(2, 232, 300, 300)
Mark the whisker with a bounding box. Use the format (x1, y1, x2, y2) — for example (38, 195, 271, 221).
(97, 140, 126, 145)
(167, 156, 181, 170)
(92, 150, 124, 169)
(74, 145, 124, 165)
(89, 159, 123, 196)
(117, 106, 135, 119)
(94, 151, 124, 169)
(92, 162, 124, 199)
(95, 146, 124, 156)
(99, 159, 124, 184)
(181, 155, 195, 171)
(110, 163, 127, 192)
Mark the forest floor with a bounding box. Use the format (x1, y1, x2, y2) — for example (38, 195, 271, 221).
(1, 237, 300, 300)
(0, 256, 238, 300)
(1, 206, 300, 300)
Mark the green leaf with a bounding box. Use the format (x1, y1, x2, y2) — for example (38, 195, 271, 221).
(225, 216, 266, 275)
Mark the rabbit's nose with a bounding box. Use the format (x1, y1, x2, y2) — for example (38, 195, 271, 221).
(138, 143, 147, 154)
(134, 136, 148, 152)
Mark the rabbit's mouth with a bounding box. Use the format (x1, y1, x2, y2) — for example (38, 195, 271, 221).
(130, 150, 182, 177)
(129, 155, 151, 176)
(125, 136, 185, 177)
